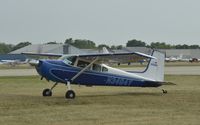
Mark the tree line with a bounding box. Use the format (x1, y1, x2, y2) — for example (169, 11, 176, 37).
(0, 42, 32, 54)
(126, 39, 200, 49)
(0, 39, 200, 54)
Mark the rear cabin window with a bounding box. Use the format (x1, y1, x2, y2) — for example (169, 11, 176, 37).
(102, 67, 108, 72)
(92, 64, 101, 72)
(92, 65, 108, 72)
(76, 60, 108, 73)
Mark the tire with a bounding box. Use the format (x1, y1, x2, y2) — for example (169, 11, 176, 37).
(42, 89, 52, 96)
(65, 90, 75, 99)
(162, 89, 167, 94)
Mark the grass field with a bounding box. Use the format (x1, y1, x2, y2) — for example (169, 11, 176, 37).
(0, 75, 200, 125)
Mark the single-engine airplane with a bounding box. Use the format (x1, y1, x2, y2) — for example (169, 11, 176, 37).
(22, 49, 172, 99)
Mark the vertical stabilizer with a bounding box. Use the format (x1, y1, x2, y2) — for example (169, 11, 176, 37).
(136, 50, 165, 81)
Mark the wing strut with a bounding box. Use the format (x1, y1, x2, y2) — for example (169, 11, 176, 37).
(65, 57, 99, 99)
(71, 57, 99, 82)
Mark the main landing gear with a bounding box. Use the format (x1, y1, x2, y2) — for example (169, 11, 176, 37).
(65, 81, 76, 99)
(162, 89, 167, 94)
(42, 81, 76, 99)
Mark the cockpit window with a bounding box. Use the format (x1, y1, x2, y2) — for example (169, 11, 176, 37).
(59, 56, 76, 65)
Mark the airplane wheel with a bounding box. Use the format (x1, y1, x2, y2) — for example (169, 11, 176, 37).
(162, 89, 167, 94)
(65, 90, 75, 99)
(42, 89, 52, 96)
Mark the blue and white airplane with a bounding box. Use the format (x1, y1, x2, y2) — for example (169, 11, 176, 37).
(23, 50, 171, 99)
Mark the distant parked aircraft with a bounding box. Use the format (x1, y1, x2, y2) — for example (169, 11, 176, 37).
(165, 54, 190, 62)
(0, 59, 29, 66)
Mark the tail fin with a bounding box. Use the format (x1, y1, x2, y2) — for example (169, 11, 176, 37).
(136, 50, 165, 81)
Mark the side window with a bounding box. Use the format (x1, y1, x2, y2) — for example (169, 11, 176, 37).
(77, 60, 89, 68)
(60, 56, 76, 65)
(102, 67, 108, 72)
(68, 56, 77, 65)
(92, 64, 101, 72)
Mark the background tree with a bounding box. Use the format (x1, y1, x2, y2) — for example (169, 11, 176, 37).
(116, 45, 123, 49)
(126, 39, 146, 47)
(175, 44, 189, 49)
(65, 38, 73, 45)
(110, 45, 116, 49)
(11, 41, 32, 51)
(46, 41, 58, 44)
(150, 42, 171, 49)
(189, 45, 200, 49)
(0, 43, 13, 54)
(72, 39, 96, 49)
(110, 45, 123, 50)
(97, 44, 110, 49)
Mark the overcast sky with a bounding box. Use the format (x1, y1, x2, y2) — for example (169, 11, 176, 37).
(0, 0, 200, 45)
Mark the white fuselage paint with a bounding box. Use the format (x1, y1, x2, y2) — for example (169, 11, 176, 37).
(101, 64, 155, 81)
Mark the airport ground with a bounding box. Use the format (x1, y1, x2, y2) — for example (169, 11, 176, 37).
(0, 62, 200, 125)
(0, 75, 200, 125)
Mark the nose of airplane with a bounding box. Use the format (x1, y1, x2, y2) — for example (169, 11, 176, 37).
(29, 59, 39, 66)
(35, 60, 43, 75)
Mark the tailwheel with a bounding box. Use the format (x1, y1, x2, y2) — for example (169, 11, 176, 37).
(162, 89, 167, 94)
(65, 90, 76, 99)
(42, 89, 52, 96)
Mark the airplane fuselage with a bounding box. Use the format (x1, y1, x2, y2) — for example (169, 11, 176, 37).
(36, 60, 162, 87)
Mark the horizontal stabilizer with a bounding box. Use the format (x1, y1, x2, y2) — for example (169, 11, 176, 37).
(160, 82, 176, 85)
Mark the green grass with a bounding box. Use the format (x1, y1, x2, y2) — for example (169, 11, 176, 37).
(0, 75, 200, 125)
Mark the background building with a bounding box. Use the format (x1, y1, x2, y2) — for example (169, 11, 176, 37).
(159, 49, 200, 59)
(10, 44, 86, 55)
(4, 44, 200, 61)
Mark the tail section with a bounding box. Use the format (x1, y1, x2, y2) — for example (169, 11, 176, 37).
(136, 50, 165, 81)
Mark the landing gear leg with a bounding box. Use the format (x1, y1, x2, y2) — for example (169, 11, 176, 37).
(65, 81, 76, 99)
(42, 82, 58, 97)
(162, 89, 167, 94)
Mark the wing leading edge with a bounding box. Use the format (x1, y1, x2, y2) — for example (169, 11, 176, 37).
(22, 51, 156, 61)
(21, 52, 63, 57)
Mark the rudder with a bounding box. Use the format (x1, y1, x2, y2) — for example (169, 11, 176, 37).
(136, 50, 165, 81)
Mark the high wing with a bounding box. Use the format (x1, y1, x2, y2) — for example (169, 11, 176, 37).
(22, 52, 156, 58)
(78, 52, 156, 58)
(22, 51, 156, 63)
(21, 52, 63, 57)
(77, 52, 156, 63)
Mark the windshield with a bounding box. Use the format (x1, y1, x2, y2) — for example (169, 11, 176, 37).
(59, 56, 76, 65)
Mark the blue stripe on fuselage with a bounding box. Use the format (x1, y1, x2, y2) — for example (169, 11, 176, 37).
(37, 60, 161, 87)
